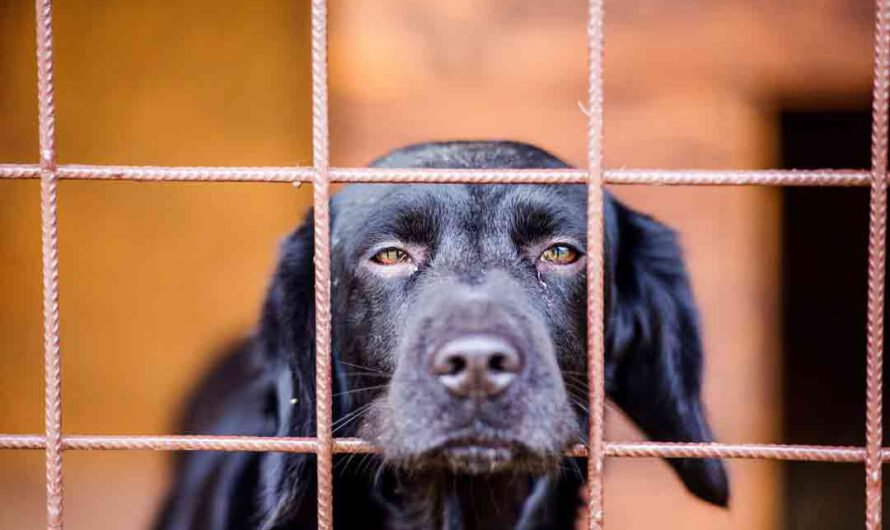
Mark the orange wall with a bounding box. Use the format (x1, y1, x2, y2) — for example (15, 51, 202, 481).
(0, 1, 313, 528)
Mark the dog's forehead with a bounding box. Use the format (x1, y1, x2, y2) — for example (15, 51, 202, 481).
(331, 184, 584, 237)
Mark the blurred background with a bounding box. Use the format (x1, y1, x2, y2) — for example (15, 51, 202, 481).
(0, 0, 881, 528)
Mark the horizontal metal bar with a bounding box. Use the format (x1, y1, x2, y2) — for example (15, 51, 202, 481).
(341, 168, 872, 186)
(605, 169, 870, 186)
(0, 164, 41, 179)
(0, 434, 320, 452)
(63, 165, 314, 182)
(0, 434, 875, 462)
(605, 441, 866, 462)
(0, 164, 873, 186)
(334, 168, 589, 183)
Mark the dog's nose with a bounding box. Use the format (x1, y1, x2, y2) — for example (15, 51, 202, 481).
(431, 335, 522, 398)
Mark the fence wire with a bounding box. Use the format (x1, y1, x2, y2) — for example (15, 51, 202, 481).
(0, 0, 887, 528)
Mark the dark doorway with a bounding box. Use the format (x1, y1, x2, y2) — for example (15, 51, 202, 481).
(780, 108, 876, 529)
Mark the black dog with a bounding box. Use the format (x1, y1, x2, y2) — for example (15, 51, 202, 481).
(154, 141, 728, 530)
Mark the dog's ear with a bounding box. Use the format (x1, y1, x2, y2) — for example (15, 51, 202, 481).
(258, 215, 318, 435)
(605, 196, 729, 507)
(155, 216, 325, 530)
(154, 217, 324, 530)
(254, 215, 321, 528)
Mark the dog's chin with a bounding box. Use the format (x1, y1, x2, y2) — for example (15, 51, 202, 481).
(406, 438, 561, 475)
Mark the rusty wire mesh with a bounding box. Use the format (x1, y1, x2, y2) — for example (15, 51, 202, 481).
(0, 0, 888, 529)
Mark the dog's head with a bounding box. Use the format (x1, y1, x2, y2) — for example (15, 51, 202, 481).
(261, 141, 728, 509)
(337, 181, 583, 475)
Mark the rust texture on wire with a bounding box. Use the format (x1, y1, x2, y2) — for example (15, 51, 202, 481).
(34, 0, 64, 527)
(867, 0, 890, 527)
(585, 0, 607, 529)
(0, 164, 878, 185)
(4, 434, 889, 463)
(1, 0, 888, 529)
(310, 0, 334, 529)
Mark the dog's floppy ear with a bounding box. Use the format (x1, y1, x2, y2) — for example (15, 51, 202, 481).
(605, 196, 729, 507)
(254, 215, 322, 528)
(258, 215, 318, 433)
(153, 215, 323, 530)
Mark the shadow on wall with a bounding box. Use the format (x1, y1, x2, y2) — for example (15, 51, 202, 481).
(779, 107, 890, 529)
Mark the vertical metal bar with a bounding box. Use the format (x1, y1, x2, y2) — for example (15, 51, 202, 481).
(867, 1, 890, 528)
(586, 0, 607, 528)
(310, 0, 334, 529)
(34, 0, 63, 528)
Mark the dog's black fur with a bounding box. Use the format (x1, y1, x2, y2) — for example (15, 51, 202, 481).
(154, 141, 728, 530)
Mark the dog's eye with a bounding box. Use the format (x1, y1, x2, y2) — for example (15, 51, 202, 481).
(540, 244, 580, 265)
(372, 247, 412, 265)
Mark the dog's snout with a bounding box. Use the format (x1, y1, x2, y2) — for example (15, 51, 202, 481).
(431, 335, 522, 398)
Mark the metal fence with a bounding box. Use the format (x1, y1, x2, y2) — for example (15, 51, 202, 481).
(0, 0, 888, 529)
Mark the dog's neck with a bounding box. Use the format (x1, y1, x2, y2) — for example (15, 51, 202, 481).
(377, 472, 553, 530)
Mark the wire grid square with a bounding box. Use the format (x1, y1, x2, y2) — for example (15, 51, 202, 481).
(0, 0, 887, 529)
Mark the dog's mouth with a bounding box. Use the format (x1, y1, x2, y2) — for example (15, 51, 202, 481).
(435, 437, 517, 473)
(414, 436, 556, 474)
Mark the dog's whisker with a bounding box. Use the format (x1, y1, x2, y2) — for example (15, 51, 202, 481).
(563, 380, 590, 399)
(562, 377, 589, 389)
(333, 401, 374, 423)
(564, 377, 588, 388)
(341, 371, 390, 378)
(563, 376, 588, 388)
(336, 451, 365, 476)
(332, 412, 370, 435)
(566, 387, 589, 397)
(559, 457, 585, 481)
(569, 397, 590, 416)
(332, 384, 389, 398)
(359, 453, 381, 477)
(350, 452, 369, 473)
(335, 360, 387, 374)
(332, 403, 375, 435)
(332, 402, 374, 429)
(562, 375, 589, 385)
